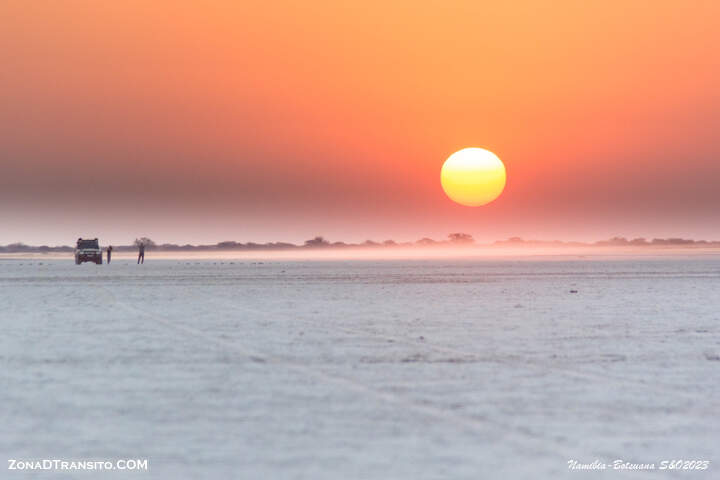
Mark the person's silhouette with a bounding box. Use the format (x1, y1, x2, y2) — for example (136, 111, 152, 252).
(137, 242, 145, 264)
(107, 245, 113, 264)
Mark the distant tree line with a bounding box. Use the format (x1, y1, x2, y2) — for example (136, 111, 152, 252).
(3, 234, 720, 253)
(493, 236, 720, 247)
(0, 243, 74, 253)
(0, 234, 474, 253)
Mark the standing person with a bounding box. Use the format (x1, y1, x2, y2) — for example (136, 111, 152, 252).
(137, 242, 145, 264)
(107, 245, 113, 264)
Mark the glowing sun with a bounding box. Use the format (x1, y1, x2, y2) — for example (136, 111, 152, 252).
(441, 148, 506, 206)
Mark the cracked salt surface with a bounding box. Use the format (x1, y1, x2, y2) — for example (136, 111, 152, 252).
(1, 256, 719, 479)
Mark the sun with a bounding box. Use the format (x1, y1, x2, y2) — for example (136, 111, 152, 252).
(441, 148, 506, 206)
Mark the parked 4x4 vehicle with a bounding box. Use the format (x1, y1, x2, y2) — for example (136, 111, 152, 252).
(75, 238, 102, 264)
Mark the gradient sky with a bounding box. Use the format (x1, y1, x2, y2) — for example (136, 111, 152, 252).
(2, 1, 719, 246)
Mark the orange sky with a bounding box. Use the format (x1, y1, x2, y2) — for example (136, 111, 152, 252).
(2, 1, 719, 245)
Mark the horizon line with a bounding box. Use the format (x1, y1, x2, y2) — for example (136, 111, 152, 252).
(3, 235, 720, 253)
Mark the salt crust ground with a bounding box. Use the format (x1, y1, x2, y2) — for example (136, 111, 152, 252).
(1, 256, 719, 479)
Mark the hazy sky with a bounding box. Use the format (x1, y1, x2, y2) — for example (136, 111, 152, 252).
(2, 1, 719, 245)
